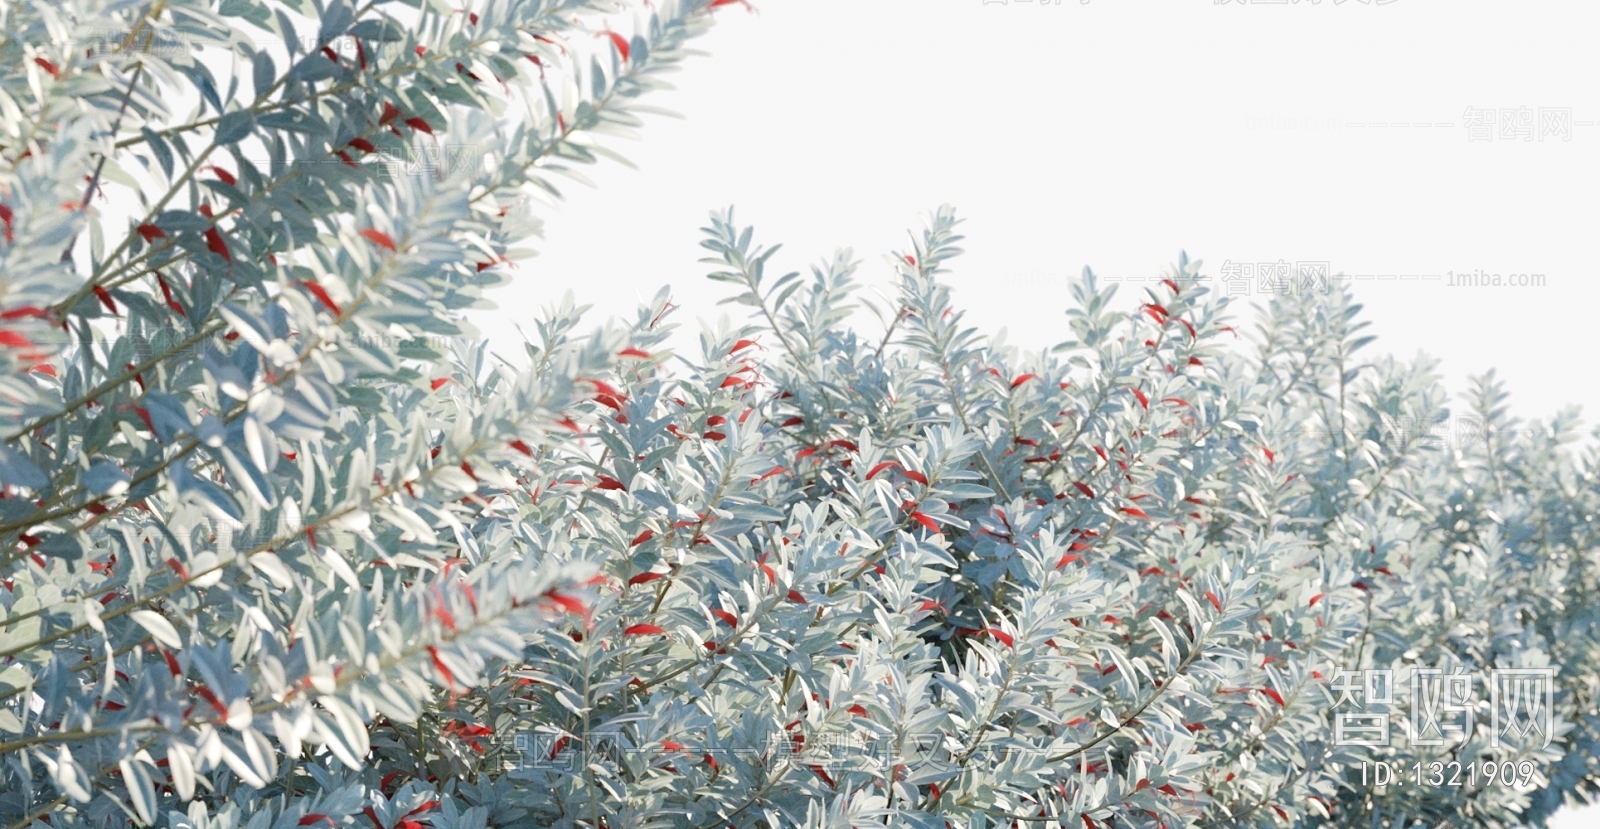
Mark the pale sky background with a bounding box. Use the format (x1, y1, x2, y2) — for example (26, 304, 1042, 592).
(477, 0, 1599, 454)
(473, 4, 1599, 817)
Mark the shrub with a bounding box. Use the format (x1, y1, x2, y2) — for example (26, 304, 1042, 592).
(0, 1, 1595, 827)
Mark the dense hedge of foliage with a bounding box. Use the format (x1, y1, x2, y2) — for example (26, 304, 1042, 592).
(1, 1, 1597, 827)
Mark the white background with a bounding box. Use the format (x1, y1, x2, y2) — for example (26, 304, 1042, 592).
(479, 0, 1599, 441)
(475, 2, 1598, 822)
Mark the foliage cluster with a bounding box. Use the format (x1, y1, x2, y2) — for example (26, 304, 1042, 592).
(0, 1, 1596, 827)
